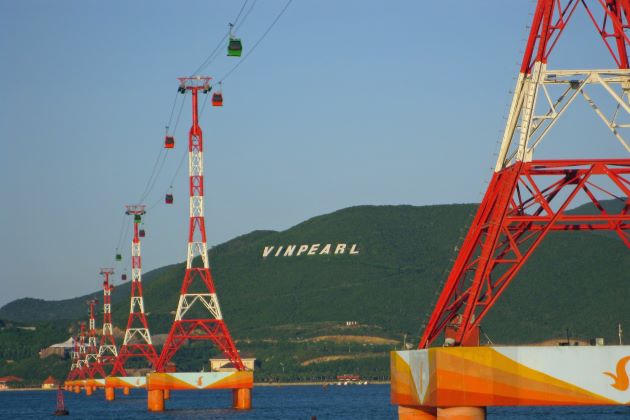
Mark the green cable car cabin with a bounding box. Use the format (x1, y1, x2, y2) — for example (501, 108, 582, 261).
(134, 214, 141, 223)
(228, 38, 242, 57)
(116, 253, 122, 261)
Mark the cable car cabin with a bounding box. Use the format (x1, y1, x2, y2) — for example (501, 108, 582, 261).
(121, 274, 127, 281)
(164, 136, 175, 149)
(139, 229, 146, 238)
(228, 38, 242, 57)
(134, 215, 141, 223)
(165, 193, 174, 204)
(212, 93, 223, 107)
(116, 254, 122, 261)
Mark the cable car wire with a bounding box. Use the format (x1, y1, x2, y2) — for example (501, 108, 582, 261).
(144, 152, 170, 204)
(110, 0, 291, 265)
(234, 0, 257, 31)
(148, 0, 255, 209)
(218, 0, 293, 83)
(147, 195, 163, 212)
(233, 0, 250, 26)
(172, 91, 188, 135)
(137, 147, 165, 204)
(191, 34, 228, 77)
(119, 215, 133, 256)
(165, 90, 181, 133)
(138, 91, 187, 205)
(191, 0, 255, 76)
(113, 212, 128, 258)
(102, 0, 260, 280)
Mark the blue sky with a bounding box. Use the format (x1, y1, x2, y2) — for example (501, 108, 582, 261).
(1, 0, 627, 306)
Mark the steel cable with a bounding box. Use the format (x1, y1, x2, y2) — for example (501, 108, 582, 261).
(218, 0, 293, 83)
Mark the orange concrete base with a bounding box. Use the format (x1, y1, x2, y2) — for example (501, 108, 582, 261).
(74, 385, 80, 394)
(437, 407, 486, 420)
(85, 386, 93, 396)
(399, 405, 437, 419)
(148, 389, 164, 412)
(123, 387, 130, 396)
(163, 389, 170, 400)
(232, 388, 252, 410)
(105, 386, 115, 401)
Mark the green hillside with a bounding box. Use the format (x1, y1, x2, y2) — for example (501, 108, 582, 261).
(1, 202, 628, 384)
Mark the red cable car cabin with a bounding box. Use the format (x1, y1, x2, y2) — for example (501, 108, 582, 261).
(165, 193, 174, 204)
(164, 136, 175, 149)
(212, 93, 223, 107)
(139, 229, 146, 238)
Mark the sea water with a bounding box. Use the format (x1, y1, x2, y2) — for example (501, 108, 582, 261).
(1, 385, 629, 419)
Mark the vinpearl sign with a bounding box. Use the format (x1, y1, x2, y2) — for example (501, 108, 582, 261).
(262, 243, 360, 258)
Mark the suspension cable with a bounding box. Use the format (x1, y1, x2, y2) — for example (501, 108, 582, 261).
(218, 0, 293, 83)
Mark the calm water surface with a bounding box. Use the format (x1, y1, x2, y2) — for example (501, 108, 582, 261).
(1, 385, 629, 419)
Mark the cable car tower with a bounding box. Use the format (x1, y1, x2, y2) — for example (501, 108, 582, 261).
(67, 336, 83, 381)
(97, 268, 118, 372)
(85, 299, 106, 378)
(111, 205, 158, 375)
(156, 77, 244, 371)
(77, 322, 89, 378)
(419, 0, 630, 349)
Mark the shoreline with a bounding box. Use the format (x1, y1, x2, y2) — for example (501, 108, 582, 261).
(255, 381, 389, 386)
(1, 381, 390, 391)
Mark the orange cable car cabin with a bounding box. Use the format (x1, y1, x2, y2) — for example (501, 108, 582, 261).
(212, 92, 223, 107)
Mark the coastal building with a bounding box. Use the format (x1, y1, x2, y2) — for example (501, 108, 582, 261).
(0, 376, 23, 390)
(39, 337, 74, 359)
(41, 376, 58, 390)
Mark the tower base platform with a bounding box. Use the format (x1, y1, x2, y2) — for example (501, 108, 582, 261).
(391, 346, 630, 419)
(103, 376, 147, 401)
(84, 378, 105, 389)
(146, 371, 253, 412)
(64, 380, 86, 393)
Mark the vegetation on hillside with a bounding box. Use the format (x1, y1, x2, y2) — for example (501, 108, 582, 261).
(0, 201, 628, 382)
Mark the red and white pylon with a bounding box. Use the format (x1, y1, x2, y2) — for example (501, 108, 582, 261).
(111, 205, 158, 376)
(85, 299, 106, 378)
(419, 0, 630, 348)
(157, 77, 244, 371)
(77, 322, 90, 378)
(97, 268, 118, 373)
(67, 336, 82, 381)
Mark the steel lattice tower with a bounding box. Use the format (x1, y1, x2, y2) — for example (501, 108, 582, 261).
(77, 322, 90, 378)
(111, 205, 158, 376)
(419, 0, 630, 348)
(97, 268, 118, 372)
(157, 77, 244, 371)
(85, 299, 106, 378)
(67, 336, 82, 380)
